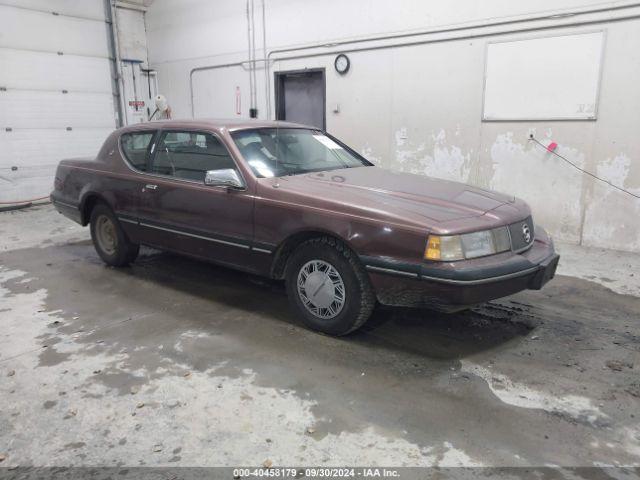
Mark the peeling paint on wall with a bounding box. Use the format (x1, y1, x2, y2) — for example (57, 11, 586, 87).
(489, 133, 585, 244)
(360, 145, 381, 165)
(582, 154, 640, 252)
(392, 128, 472, 182)
(367, 127, 638, 252)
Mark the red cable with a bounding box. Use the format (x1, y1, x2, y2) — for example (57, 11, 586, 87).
(0, 196, 50, 205)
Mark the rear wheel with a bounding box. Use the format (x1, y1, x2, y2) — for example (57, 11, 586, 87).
(285, 237, 375, 336)
(90, 203, 139, 267)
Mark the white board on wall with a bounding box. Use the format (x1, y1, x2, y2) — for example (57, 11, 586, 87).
(483, 31, 604, 121)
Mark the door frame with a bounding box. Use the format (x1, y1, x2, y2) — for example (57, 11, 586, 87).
(274, 68, 326, 130)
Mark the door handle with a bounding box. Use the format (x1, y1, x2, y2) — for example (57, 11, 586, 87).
(143, 184, 158, 191)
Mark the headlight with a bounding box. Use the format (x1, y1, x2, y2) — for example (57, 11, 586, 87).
(424, 227, 511, 261)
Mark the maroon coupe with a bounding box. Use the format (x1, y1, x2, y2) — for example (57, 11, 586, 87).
(51, 119, 559, 335)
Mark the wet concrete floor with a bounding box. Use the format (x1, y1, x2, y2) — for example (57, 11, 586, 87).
(0, 206, 639, 468)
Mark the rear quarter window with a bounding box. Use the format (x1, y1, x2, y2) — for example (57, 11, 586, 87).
(121, 132, 155, 171)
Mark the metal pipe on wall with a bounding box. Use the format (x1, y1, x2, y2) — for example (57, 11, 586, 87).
(105, 0, 125, 127)
(189, 1, 640, 120)
(190, 61, 256, 118)
(251, 0, 258, 113)
(262, 0, 268, 118)
(245, 0, 254, 114)
(243, 0, 259, 116)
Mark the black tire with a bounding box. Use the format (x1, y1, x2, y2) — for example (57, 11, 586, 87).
(285, 236, 375, 336)
(89, 203, 139, 267)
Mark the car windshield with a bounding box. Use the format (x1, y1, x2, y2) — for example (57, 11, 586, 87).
(231, 128, 372, 178)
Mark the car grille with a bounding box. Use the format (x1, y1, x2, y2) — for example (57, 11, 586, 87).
(508, 216, 535, 252)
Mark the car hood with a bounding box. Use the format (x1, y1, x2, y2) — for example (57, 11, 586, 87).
(278, 166, 517, 224)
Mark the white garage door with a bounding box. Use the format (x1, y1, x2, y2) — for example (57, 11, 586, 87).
(0, 1, 117, 204)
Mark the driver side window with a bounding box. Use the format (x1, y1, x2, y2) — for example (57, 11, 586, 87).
(150, 131, 237, 181)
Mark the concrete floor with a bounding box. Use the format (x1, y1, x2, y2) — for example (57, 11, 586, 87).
(0, 204, 639, 468)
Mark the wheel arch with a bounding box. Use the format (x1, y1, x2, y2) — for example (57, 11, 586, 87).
(79, 192, 110, 226)
(269, 229, 360, 280)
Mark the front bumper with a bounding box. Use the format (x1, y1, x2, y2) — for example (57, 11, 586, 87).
(363, 231, 559, 311)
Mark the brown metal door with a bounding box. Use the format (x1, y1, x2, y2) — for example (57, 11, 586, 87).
(275, 69, 326, 129)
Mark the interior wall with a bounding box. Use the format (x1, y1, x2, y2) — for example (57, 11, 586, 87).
(144, 0, 640, 252)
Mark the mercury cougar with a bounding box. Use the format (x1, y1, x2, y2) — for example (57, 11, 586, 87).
(51, 119, 559, 335)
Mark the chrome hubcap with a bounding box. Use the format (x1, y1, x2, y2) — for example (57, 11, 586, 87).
(95, 215, 117, 255)
(297, 260, 345, 319)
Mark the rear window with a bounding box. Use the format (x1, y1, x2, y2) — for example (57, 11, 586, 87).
(121, 132, 155, 171)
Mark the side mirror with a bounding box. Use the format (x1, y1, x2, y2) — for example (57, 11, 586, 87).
(204, 169, 244, 189)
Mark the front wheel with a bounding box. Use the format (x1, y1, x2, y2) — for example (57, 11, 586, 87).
(285, 237, 375, 336)
(90, 203, 139, 267)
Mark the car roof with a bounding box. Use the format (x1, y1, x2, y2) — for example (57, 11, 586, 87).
(118, 118, 315, 133)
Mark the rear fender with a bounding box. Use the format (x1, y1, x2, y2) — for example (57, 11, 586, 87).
(79, 188, 116, 225)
